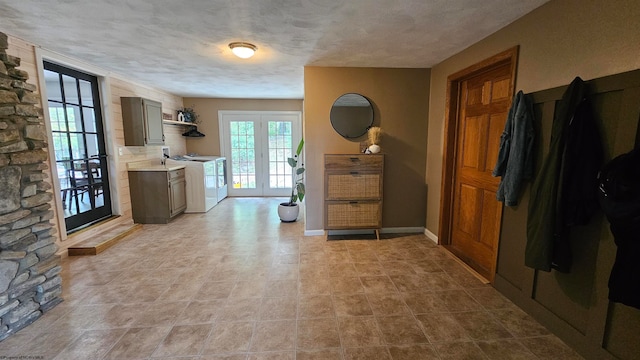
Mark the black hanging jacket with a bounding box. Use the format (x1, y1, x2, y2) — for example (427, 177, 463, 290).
(526, 77, 604, 272)
(598, 147, 640, 309)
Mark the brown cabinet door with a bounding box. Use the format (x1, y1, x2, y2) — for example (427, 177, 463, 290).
(170, 177, 187, 216)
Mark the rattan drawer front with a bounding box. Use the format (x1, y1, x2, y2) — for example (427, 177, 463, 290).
(326, 173, 381, 200)
(326, 202, 380, 228)
(325, 154, 383, 171)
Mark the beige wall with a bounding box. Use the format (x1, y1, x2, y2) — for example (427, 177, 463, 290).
(304, 67, 430, 232)
(426, 0, 640, 235)
(6, 33, 186, 251)
(182, 98, 303, 156)
(109, 78, 185, 222)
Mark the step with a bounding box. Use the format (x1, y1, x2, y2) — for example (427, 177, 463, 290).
(68, 223, 142, 256)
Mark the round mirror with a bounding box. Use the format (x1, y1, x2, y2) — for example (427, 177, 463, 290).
(330, 93, 374, 139)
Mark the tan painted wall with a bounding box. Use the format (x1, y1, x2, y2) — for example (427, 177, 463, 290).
(6, 33, 186, 251)
(182, 98, 303, 156)
(304, 67, 430, 232)
(426, 0, 640, 236)
(109, 78, 185, 221)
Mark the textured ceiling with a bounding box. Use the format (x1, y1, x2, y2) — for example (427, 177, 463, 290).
(0, 0, 548, 99)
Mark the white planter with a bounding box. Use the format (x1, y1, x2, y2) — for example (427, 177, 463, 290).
(278, 203, 299, 222)
(368, 144, 381, 153)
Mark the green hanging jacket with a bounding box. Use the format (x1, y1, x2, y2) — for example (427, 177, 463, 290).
(525, 77, 603, 272)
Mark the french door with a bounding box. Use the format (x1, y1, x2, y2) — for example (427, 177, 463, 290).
(219, 111, 302, 197)
(43, 61, 112, 233)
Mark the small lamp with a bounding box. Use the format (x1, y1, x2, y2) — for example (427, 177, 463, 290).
(229, 42, 257, 59)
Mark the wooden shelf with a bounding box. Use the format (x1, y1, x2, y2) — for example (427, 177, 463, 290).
(163, 120, 197, 127)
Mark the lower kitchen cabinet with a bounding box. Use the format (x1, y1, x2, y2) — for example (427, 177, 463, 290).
(128, 168, 186, 223)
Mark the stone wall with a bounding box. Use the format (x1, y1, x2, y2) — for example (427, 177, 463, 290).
(0, 32, 61, 341)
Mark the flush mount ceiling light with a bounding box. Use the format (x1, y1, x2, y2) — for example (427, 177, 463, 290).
(229, 42, 257, 59)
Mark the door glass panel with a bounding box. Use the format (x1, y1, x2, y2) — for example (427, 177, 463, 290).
(48, 103, 68, 131)
(82, 108, 97, 132)
(85, 134, 100, 158)
(45, 70, 62, 101)
(65, 104, 81, 131)
(62, 75, 78, 104)
(69, 133, 86, 159)
(52, 133, 70, 160)
(268, 121, 293, 189)
(79, 80, 94, 106)
(230, 121, 256, 189)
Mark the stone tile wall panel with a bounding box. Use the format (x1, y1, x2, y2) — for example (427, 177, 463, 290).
(0, 31, 61, 342)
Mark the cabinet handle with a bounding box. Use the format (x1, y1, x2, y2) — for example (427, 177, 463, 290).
(349, 201, 358, 204)
(349, 157, 360, 161)
(350, 171, 359, 175)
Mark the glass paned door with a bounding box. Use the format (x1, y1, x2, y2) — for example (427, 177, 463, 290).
(44, 61, 112, 233)
(220, 111, 302, 197)
(267, 120, 293, 190)
(229, 119, 258, 191)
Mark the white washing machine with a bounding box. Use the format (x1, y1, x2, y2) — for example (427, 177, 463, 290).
(165, 156, 226, 213)
(183, 155, 228, 203)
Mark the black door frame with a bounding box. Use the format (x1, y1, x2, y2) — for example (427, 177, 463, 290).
(43, 61, 112, 232)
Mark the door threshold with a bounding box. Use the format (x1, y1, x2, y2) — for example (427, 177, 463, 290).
(68, 223, 141, 256)
(67, 215, 119, 236)
(441, 247, 491, 285)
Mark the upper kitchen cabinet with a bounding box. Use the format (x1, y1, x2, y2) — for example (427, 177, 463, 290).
(121, 97, 165, 146)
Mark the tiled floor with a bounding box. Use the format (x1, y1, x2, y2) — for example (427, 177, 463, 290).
(0, 198, 583, 359)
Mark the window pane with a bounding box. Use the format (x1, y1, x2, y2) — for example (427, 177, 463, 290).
(48, 103, 68, 131)
(79, 80, 94, 107)
(229, 122, 257, 190)
(69, 133, 86, 160)
(82, 107, 97, 133)
(62, 75, 79, 105)
(65, 104, 82, 132)
(45, 70, 62, 102)
(85, 134, 99, 158)
(52, 133, 70, 160)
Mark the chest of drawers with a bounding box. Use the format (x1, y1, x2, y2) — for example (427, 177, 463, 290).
(324, 154, 384, 239)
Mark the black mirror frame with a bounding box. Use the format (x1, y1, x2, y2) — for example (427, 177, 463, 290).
(329, 93, 374, 139)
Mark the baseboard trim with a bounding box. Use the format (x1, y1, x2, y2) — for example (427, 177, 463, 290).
(380, 227, 424, 234)
(326, 229, 376, 236)
(424, 228, 438, 244)
(313, 227, 426, 237)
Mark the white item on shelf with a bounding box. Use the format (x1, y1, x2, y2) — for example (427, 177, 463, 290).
(368, 144, 381, 153)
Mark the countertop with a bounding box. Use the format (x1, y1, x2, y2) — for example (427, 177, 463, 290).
(126, 159, 185, 172)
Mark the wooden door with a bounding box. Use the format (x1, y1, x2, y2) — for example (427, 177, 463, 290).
(445, 62, 513, 281)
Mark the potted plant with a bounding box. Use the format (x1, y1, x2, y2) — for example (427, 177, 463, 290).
(278, 139, 305, 222)
(177, 106, 200, 124)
